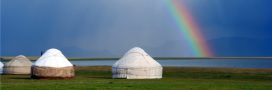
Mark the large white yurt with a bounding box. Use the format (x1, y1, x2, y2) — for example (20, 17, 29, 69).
(112, 47, 163, 79)
(31, 48, 74, 79)
(4, 55, 32, 74)
(0, 61, 3, 74)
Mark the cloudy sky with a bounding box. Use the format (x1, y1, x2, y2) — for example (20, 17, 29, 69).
(1, 0, 272, 57)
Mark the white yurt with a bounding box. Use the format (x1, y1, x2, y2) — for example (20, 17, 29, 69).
(0, 61, 3, 74)
(112, 47, 163, 79)
(31, 48, 74, 79)
(4, 55, 32, 74)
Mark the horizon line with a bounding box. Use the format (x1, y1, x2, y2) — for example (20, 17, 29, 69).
(1, 56, 272, 61)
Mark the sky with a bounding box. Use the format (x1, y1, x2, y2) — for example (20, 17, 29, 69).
(1, 0, 272, 57)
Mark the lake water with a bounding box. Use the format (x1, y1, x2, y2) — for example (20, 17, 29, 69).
(70, 59, 272, 69)
(3, 59, 271, 69)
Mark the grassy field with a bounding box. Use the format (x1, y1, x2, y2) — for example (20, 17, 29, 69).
(1, 66, 272, 90)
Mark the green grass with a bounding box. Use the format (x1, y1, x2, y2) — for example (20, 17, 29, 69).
(1, 66, 272, 90)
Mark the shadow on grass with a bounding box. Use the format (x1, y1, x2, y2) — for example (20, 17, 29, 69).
(87, 76, 112, 79)
(10, 77, 32, 80)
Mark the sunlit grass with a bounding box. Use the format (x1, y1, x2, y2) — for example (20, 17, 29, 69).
(1, 66, 272, 90)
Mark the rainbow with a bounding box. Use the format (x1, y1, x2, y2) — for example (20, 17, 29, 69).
(166, 0, 212, 57)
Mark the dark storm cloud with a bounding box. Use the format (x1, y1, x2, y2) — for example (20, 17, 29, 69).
(2, 0, 272, 57)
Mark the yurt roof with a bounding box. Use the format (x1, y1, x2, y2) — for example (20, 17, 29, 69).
(113, 47, 161, 68)
(0, 61, 3, 68)
(34, 48, 73, 68)
(5, 55, 32, 67)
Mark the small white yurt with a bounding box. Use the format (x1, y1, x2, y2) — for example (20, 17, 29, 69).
(0, 61, 3, 74)
(112, 47, 163, 79)
(4, 55, 32, 74)
(31, 48, 74, 79)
